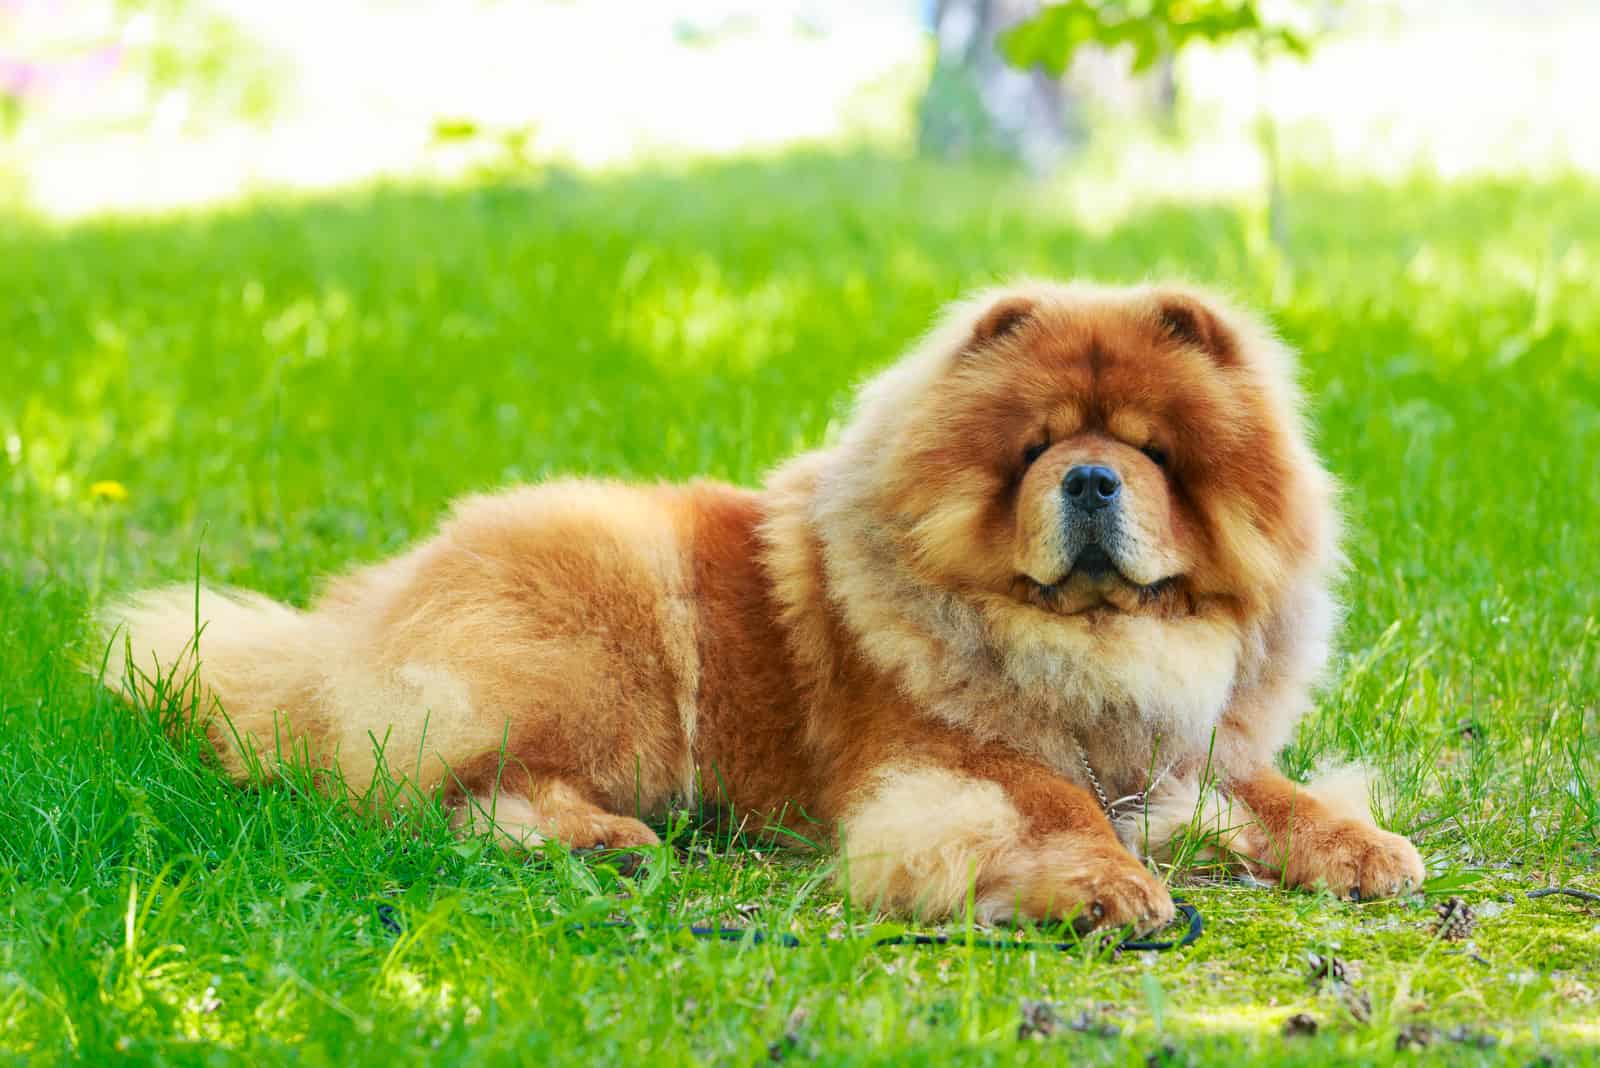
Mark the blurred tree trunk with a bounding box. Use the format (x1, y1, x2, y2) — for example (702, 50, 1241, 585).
(1152, 53, 1179, 132)
(917, 0, 1083, 172)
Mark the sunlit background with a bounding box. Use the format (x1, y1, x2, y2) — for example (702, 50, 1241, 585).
(3, 0, 1595, 219)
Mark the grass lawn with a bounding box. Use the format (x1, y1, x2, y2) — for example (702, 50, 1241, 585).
(2, 153, 1598, 1065)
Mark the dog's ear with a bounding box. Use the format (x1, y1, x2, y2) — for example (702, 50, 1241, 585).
(964, 295, 1037, 354)
(1155, 291, 1237, 365)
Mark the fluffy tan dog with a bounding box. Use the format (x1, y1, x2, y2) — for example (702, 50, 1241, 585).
(104, 281, 1424, 934)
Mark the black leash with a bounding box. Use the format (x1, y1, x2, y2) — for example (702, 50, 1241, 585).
(567, 897, 1202, 954)
(1526, 886, 1600, 905)
(375, 878, 1589, 955)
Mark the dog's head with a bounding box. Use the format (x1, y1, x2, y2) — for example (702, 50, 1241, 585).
(835, 281, 1335, 636)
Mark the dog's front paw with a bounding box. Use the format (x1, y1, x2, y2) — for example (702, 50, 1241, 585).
(1284, 820, 1424, 900)
(980, 834, 1175, 935)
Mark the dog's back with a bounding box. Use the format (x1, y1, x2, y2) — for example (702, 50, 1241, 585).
(99, 480, 703, 835)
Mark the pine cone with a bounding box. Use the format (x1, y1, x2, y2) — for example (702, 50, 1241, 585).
(1434, 896, 1476, 941)
(1018, 999, 1060, 1040)
(1306, 953, 1350, 984)
(1396, 1023, 1435, 1051)
(1339, 985, 1373, 1025)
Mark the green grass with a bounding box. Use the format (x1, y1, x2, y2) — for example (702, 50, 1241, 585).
(3, 152, 1599, 1065)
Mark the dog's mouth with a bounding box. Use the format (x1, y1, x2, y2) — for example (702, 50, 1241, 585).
(1067, 544, 1118, 580)
(1016, 547, 1180, 617)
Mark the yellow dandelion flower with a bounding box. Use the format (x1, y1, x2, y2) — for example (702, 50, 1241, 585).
(90, 480, 129, 503)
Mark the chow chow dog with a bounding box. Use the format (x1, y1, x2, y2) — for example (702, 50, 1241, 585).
(104, 281, 1424, 935)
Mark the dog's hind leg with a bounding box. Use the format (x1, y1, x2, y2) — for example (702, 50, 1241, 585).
(449, 776, 659, 851)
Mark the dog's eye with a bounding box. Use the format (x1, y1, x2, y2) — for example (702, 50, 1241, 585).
(1022, 439, 1050, 467)
(1142, 444, 1169, 467)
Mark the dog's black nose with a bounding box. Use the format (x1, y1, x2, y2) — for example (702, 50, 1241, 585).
(1063, 465, 1121, 511)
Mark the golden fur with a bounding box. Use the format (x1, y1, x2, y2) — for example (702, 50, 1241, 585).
(102, 280, 1424, 933)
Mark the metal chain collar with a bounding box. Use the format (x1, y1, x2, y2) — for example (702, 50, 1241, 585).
(1074, 738, 1153, 822)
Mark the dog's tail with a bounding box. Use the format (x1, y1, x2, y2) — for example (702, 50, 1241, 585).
(98, 585, 331, 782)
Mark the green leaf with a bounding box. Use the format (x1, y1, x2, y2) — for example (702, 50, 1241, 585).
(999, 0, 1324, 76)
(1422, 868, 1490, 895)
(430, 117, 480, 143)
(864, 921, 909, 945)
(998, 2, 1104, 78)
